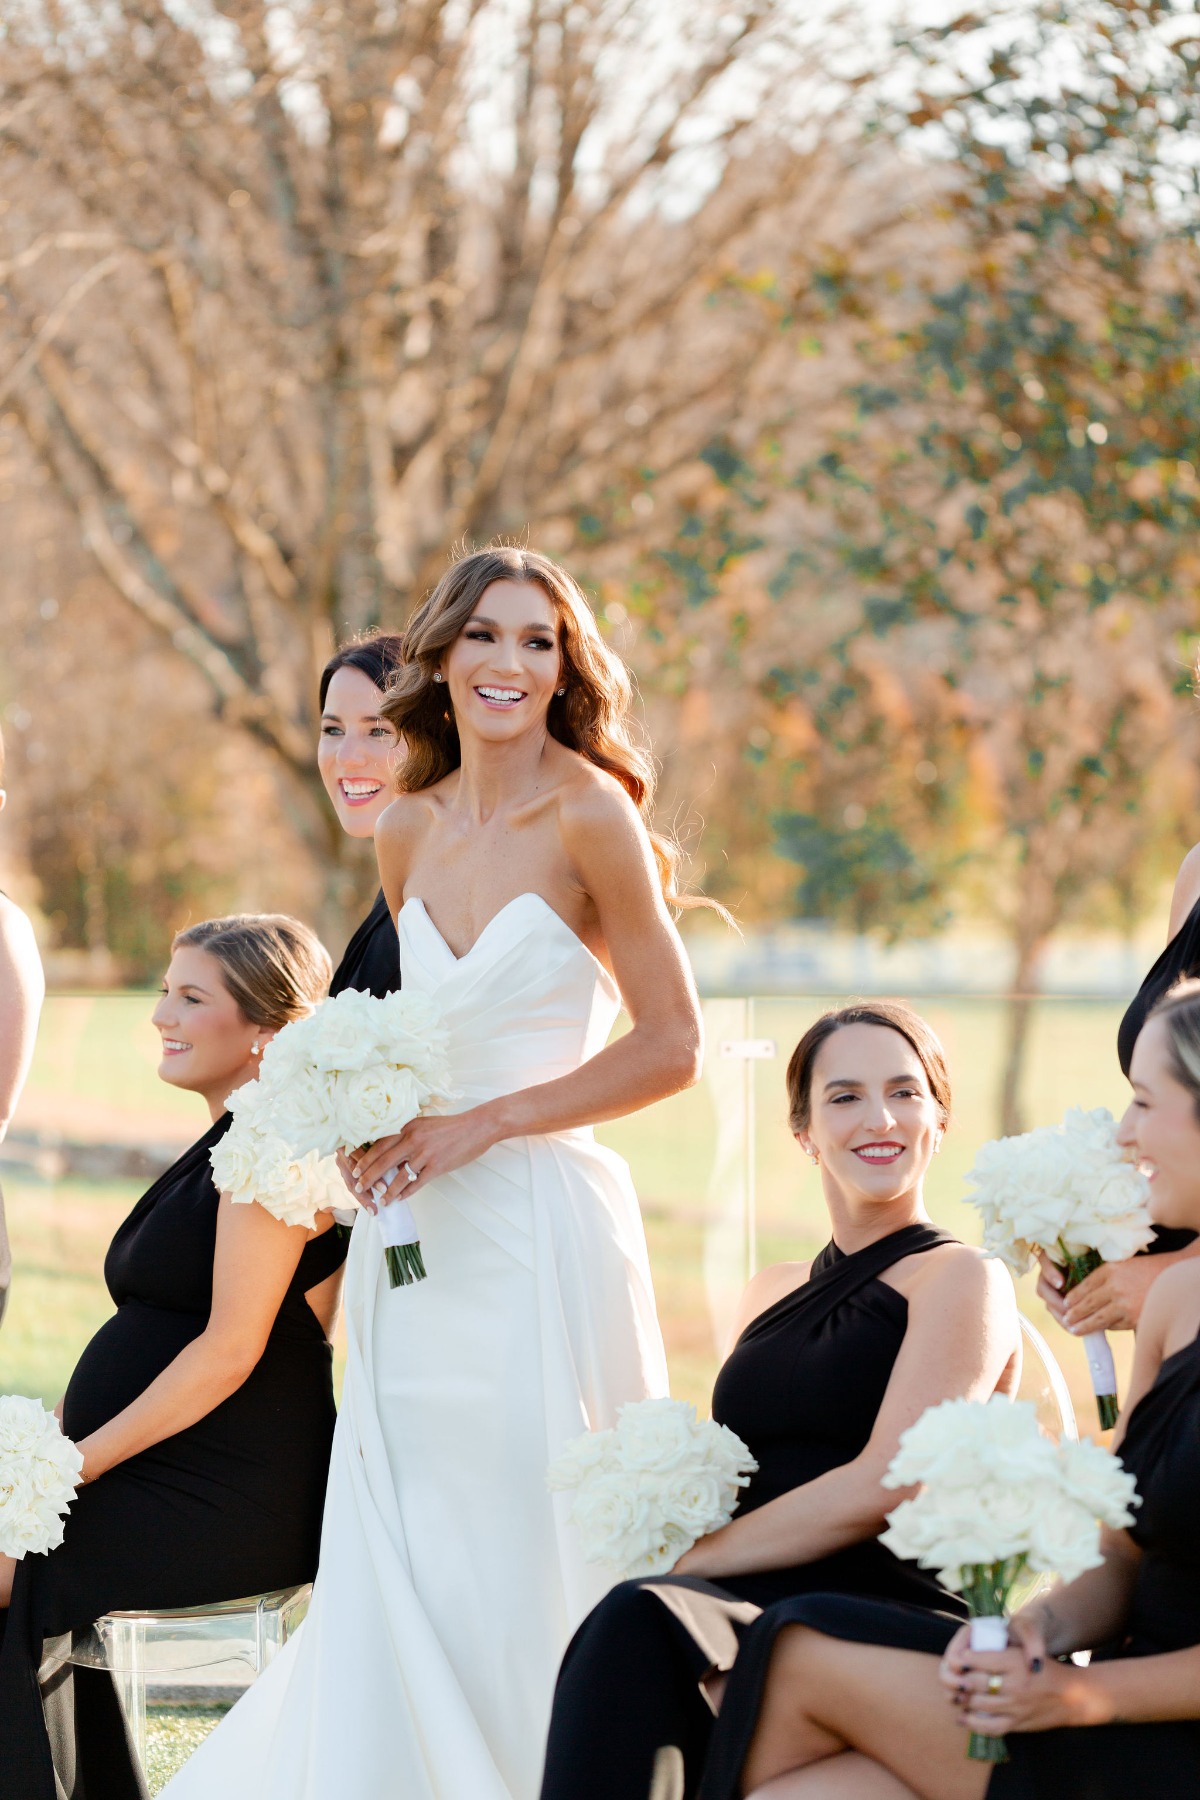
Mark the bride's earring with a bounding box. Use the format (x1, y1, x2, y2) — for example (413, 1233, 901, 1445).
(555, 687, 566, 697)
(251, 1040, 261, 1057)
(432, 672, 445, 684)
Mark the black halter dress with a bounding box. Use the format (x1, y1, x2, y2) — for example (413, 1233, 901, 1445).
(540, 1223, 966, 1800)
(0, 1116, 348, 1800)
(328, 889, 400, 999)
(698, 1323, 1200, 1800)
(1116, 897, 1200, 1253)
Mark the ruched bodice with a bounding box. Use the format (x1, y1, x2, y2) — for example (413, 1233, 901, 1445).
(398, 894, 620, 1103)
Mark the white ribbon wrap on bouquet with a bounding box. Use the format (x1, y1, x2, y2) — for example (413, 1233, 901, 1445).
(1083, 1330, 1117, 1399)
(969, 1615, 1009, 1653)
(373, 1170, 421, 1253)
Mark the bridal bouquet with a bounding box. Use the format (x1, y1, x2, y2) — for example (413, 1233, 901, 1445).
(547, 1398, 758, 1578)
(211, 987, 452, 1288)
(0, 1395, 85, 1558)
(965, 1107, 1153, 1428)
(881, 1396, 1139, 1764)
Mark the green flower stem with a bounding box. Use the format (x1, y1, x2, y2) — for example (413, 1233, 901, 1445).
(1054, 1243, 1120, 1430)
(962, 1559, 1027, 1767)
(1096, 1392, 1119, 1431)
(385, 1242, 428, 1288)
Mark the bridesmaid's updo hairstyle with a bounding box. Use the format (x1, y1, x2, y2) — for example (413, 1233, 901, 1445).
(319, 631, 407, 711)
(382, 544, 692, 908)
(172, 915, 331, 1031)
(785, 1001, 952, 1136)
(1148, 979, 1200, 1123)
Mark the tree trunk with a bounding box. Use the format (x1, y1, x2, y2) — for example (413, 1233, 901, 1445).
(998, 932, 1047, 1138)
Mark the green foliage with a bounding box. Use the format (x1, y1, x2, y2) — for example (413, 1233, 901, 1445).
(774, 810, 951, 933)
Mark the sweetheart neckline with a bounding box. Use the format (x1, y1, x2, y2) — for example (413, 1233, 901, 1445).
(399, 892, 617, 991)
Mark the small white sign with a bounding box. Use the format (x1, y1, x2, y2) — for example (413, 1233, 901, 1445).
(719, 1039, 777, 1060)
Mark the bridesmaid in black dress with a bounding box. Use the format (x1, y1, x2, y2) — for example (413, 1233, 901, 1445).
(539, 1002, 1021, 1800)
(317, 633, 406, 998)
(726, 980, 1200, 1800)
(1036, 847, 1200, 1341)
(0, 913, 348, 1800)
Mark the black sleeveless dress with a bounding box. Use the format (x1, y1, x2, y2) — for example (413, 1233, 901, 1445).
(0, 1115, 348, 1800)
(540, 1223, 966, 1800)
(698, 1324, 1200, 1800)
(1116, 899, 1200, 1254)
(329, 889, 399, 998)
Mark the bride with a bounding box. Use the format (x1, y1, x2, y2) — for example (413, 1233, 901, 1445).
(165, 546, 705, 1800)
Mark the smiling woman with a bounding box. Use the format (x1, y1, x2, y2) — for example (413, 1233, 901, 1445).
(0, 913, 348, 1800)
(161, 545, 706, 1800)
(539, 1001, 1020, 1800)
(316, 632, 407, 1000)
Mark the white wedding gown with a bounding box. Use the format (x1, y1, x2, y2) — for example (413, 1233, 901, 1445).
(164, 893, 669, 1800)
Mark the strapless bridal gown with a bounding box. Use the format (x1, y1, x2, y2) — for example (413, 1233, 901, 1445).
(164, 894, 669, 1800)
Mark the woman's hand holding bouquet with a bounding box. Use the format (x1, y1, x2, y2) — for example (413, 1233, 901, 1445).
(211, 988, 452, 1288)
(965, 1107, 1153, 1428)
(880, 1394, 1138, 1763)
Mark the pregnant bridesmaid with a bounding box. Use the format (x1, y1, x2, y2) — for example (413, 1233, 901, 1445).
(0, 914, 346, 1800)
(729, 980, 1200, 1800)
(317, 632, 406, 998)
(539, 1001, 1020, 1800)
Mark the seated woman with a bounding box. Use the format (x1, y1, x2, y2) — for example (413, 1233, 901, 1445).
(539, 1001, 1021, 1800)
(731, 979, 1200, 1800)
(0, 914, 349, 1800)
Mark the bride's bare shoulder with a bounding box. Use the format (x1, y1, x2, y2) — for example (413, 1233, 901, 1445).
(555, 752, 643, 836)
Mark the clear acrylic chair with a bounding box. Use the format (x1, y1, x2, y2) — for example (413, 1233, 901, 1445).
(41, 1584, 310, 1769)
(1008, 1313, 1078, 1614)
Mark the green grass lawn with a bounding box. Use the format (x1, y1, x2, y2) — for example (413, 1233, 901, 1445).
(2, 990, 1138, 1422)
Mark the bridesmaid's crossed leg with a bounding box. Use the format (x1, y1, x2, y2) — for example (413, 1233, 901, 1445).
(743, 1627, 989, 1800)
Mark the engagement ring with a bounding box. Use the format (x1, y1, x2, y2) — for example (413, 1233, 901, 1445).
(404, 1161, 418, 1184)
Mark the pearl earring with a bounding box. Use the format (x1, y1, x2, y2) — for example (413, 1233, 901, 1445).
(251, 1040, 261, 1056)
(432, 672, 445, 684)
(555, 687, 566, 697)
(808, 1151, 819, 1166)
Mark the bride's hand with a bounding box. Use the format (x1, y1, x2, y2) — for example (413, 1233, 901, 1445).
(349, 1108, 499, 1202)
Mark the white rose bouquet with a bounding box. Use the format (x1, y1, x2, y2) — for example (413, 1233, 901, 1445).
(881, 1395, 1139, 1764)
(0, 1395, 85, 1558)
(211, 988, 452, 1288)
(547, 1398, 758, 1578)
(965, 1107, 1153, 1428)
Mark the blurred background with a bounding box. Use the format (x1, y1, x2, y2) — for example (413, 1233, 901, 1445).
(2, 0, 1199, 1434)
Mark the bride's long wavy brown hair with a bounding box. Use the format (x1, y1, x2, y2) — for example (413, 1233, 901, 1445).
(381, 545, 696, 909)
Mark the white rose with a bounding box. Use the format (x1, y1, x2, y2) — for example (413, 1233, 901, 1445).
(613, 1399, 701, 1473)
(547, 1428, 617, 1491)
(626, 1520, 693, 1577)
(210, 1126, 265, 1203)
(657, 1469, 727, 1538)
(0, 1395, 56, 1457)
(266, 1076, 341, 1158)
(333, 1065, 423, 1147)
(1055, 1439, 1140, 1529)
(305, 992, 383, 1073)
(1027, 1493, 1104, 1584)
(570, 1471, 657, 1565)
